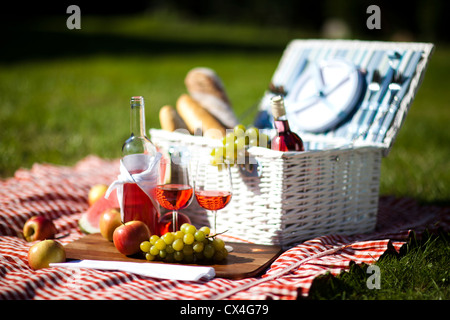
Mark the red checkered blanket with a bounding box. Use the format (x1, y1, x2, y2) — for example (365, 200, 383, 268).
(0, 156, 448, 299)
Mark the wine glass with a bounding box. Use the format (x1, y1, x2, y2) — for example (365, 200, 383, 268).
(194, 161, 233, 233)
(155, 157, 193, 232)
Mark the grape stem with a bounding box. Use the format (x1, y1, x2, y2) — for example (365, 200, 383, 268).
(206, 230, 228, 239)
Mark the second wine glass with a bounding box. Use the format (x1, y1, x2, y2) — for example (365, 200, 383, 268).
(195, 161, 233, 233)
(155, 157, 193, 232)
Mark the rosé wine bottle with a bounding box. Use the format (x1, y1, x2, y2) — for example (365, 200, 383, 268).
(121, 96, 160, 235)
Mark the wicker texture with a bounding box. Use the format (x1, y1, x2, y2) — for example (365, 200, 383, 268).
(150, 40, 433, 248)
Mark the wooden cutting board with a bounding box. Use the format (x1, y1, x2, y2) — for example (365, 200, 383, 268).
(65, 233, 282, 280)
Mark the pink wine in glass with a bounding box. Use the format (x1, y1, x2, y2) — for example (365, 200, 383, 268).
(270, 95, 304, 152)
(155, 184, 193, 211)
(195, 190, 232, 211)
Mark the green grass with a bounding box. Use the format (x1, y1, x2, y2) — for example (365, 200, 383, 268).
(0, 14, 448, 300)
(307, 231, 450, 299)
(380, 46, 450, 204)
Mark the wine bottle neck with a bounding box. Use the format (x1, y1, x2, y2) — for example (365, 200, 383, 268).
(274, 118, 291, 133)
(123, 96, 156, 157)
(130, 96, 146, 137)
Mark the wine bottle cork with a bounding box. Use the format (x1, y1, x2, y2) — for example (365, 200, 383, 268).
(270, 95, 286, 118)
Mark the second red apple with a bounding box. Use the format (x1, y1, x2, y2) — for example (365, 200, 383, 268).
(113, 221, 151, 256)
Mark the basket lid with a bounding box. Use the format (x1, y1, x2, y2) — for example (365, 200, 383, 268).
(255, 39, 434, 156)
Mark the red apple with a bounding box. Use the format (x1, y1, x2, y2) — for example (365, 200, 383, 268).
(88, 184, 108, 206)
(113, 221, 151, 256)
(23, 216, 58, 242)
(28, 239, 66, 270)
(158, 211, 191, 236)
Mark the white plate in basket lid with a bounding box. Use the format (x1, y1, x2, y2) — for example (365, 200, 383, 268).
(284, 58, 365, 133)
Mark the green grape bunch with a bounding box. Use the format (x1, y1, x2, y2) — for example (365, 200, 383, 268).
(140, 223, 228, 264)
(210, 124, 270, 166)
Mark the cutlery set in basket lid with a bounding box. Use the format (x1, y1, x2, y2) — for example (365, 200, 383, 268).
(150, 39, 434, 248)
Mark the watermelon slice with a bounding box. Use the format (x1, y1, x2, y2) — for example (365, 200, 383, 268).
(78, 190, 120, 234)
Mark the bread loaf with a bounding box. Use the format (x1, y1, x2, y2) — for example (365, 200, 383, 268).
(184, 67, 239, 128)
(159, 105, 188, 132)
(176, 94, 226, 139)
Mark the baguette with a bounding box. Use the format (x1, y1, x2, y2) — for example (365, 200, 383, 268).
(159, 105, 188, 132)
(185, 67, 239, 128)
(176, 94, 226, 139)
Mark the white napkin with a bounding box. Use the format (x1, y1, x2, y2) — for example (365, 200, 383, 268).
(105, 153, 162, 221)
(50, 260, 215, 281)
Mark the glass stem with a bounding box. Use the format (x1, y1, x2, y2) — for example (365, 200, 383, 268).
(213, 210, 217, 233)
(173, 210, 179, 232)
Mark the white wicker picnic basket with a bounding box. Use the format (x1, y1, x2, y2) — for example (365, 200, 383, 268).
(150, 39, 434, 248)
